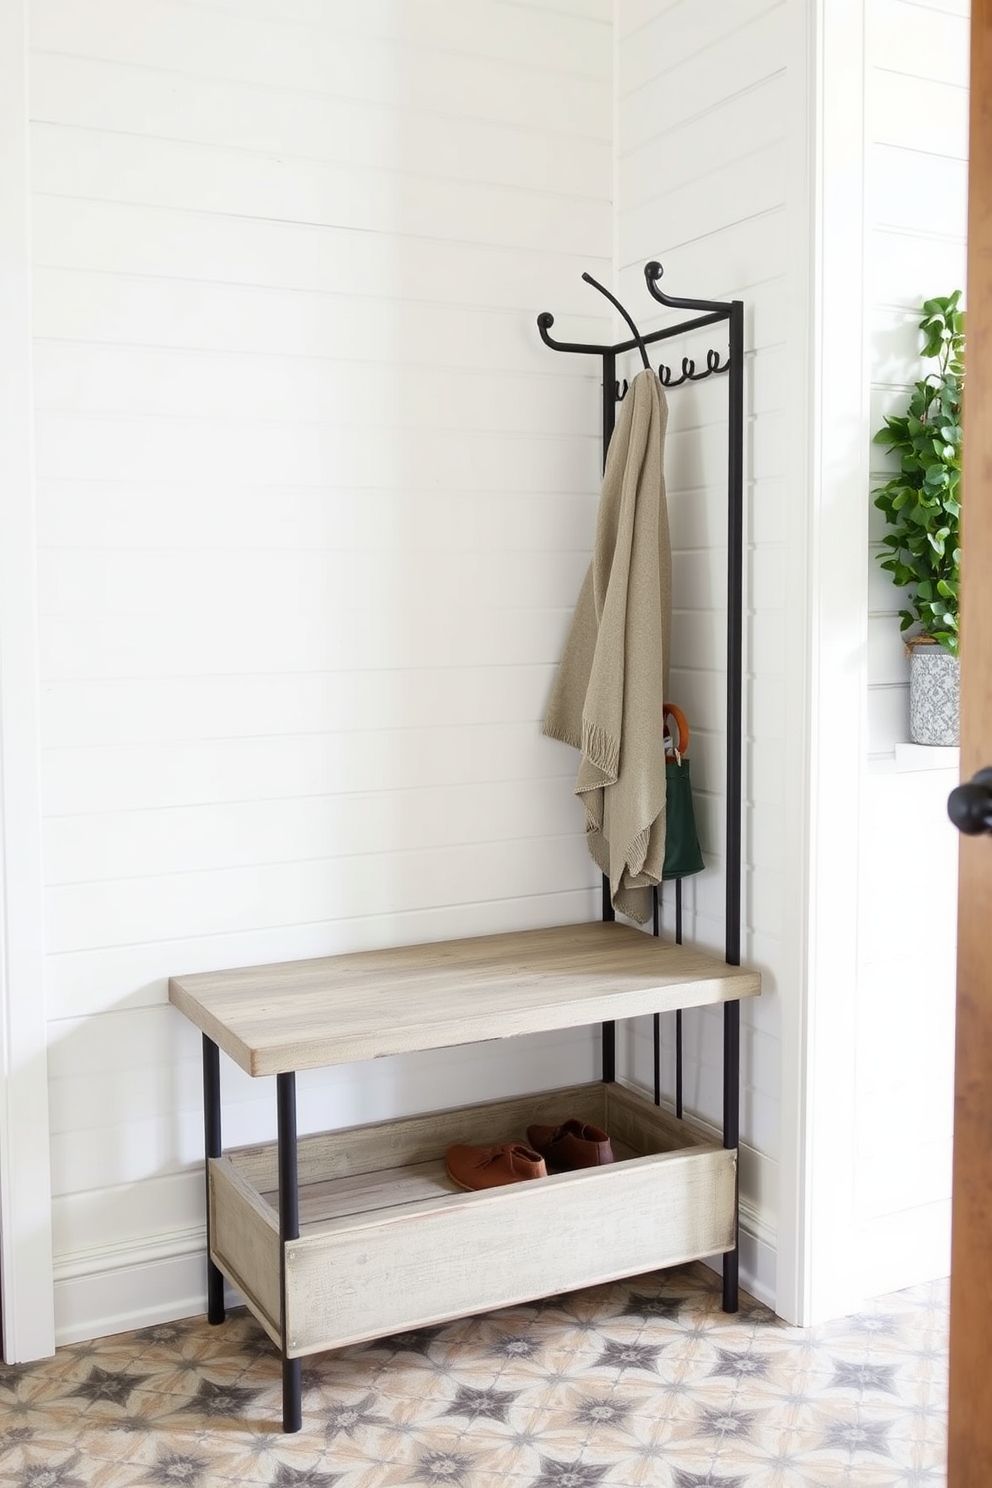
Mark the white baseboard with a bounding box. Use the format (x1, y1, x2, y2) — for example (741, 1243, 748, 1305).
(739, 1204, 778, 1309)
(856, 1201, 951, 1302)
(54, 1229, 215, 1347)
(701, 1201, 778, 1311)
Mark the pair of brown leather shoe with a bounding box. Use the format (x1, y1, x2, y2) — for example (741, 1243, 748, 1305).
(445, 1118, 614, 1192)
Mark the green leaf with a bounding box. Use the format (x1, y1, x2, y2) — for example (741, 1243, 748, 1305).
(870, 291, 964, 642)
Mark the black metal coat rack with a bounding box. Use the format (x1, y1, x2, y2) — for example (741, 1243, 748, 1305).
(537, 260, 745, 1312)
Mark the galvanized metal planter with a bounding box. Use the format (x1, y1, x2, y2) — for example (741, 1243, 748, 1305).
(908, 639, 960, 746)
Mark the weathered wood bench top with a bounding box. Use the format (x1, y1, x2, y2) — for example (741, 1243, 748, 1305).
(169, 921, 760, 1077)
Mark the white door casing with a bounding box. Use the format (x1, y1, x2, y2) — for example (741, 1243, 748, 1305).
(0, 0, 56, 1362)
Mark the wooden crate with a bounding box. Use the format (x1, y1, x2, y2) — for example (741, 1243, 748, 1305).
(209, 1080, 736, 1358)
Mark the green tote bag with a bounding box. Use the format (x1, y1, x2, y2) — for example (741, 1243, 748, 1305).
(662, 703, 705, 881)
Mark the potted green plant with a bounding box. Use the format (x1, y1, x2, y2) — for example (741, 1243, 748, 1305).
(872, 291, 964, 745)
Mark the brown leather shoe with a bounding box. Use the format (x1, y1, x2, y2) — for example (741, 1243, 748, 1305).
(445, 1142, 547, 1191)
(526, 1118, 614, 1171)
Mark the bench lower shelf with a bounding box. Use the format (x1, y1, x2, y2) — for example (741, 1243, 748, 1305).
(209, 1079, 737, 1359)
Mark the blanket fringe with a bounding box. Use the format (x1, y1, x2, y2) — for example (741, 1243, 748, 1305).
(580, 718, 620, 783)
(541, 719, 582, 752)
(625, 824, 651, 879)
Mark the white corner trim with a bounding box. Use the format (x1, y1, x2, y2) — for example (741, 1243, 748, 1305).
(771, 0, 819, 1331)
(799, 0, 870, 1325)
(0, 0, 56, 1362)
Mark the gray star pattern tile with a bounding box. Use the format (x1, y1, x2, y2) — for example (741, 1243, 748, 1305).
(0, 1263, 948, 1487)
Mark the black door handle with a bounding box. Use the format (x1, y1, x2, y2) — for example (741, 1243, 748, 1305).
(948, 768, 992, 835)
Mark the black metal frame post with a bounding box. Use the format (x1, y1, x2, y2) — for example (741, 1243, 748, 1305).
(600, 347, 617, 1082)
(277, 1072, 302, 1433)
(720, 296, 745, 1314)
(539, 262, 746, 1313)
(675, 880, 684, 1120)
(202, 1035, 225, 1326)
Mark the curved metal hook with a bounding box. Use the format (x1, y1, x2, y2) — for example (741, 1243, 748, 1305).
(658, 361, 689, 389)
(658, 348, 731, 387)
(644, 260, 731, 315)
(535, 310, 612, 357)
(581, 272, 650, 371)
(615, 378, 630, 401)
(687, 355, 717, 382)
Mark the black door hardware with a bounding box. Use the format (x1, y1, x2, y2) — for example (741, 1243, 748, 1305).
(948, 768, 992, 835)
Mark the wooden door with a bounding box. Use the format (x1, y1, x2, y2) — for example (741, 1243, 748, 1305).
(947, 1, 992, 1478)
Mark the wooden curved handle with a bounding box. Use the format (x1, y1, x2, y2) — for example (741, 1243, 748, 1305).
(663, 702, 690, 756)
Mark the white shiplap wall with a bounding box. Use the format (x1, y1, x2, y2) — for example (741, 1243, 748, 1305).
(855, 0, 969, 1296)
(16, 0, 961, 1345)
(29, 0, 616, 1341)
(616, 0, 815, 1310)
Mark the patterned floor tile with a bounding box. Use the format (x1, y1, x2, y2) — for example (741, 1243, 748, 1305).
(0, 1264, 950, 1488)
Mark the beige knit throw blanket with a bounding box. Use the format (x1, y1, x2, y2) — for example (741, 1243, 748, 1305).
(543, 368, 672, 924)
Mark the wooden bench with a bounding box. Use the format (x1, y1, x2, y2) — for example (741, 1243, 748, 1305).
(169, 919, 760, 1432)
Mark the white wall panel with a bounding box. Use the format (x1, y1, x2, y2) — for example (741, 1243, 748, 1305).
(38, 666, 563, 746)
(34, 415, 601, 491)
(867, 0, 970, 80)
(620, 6, 788, 147)
(32, 125, 608, 256)
(45, 837, 597, 953)
(619, 0, 780, 99)
(44, 779, 580, 884)
(31, 197, 612, 320)
(32, 269, 608, 375)
(36, 487, 600, 560)
(30, 0, 611, 133)
(43, 886, 601, 1024)
(617, 0, 812, 1316)
(30, 55, 612, 196)
(620, 75, 790, 207)
(29, 0, 613, 1332)
(24, 0, 962, 1343)
(39, 609, 587, 683)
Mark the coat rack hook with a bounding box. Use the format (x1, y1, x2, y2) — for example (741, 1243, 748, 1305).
(644, 260, 730, 316)
(536, 311, 557, 347)
(535, 308, 618, 359)
(581, 273, 650, 371)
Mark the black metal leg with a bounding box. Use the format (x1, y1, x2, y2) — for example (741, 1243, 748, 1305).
(675, 1010, 683, 1119)
(277, 1071, 302, 1433)
(652, 1014, 661, 1105)
(675, 881, 684, 1119)
(652, 887, 661, 1104)
(601, 867, 616, 1083)
(202, 1036, 225, 1326)
(601, 1021, 616, 1083)
(722, 1000, 741, 1313)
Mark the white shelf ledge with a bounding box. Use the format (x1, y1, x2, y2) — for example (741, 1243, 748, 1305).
(893, 743, 960, 773)
(869, 744, 960, 776)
